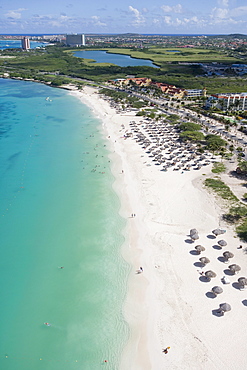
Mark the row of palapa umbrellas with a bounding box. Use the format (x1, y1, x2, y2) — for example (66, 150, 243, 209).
(189, 228, 246, 315)
(128, 120, 214, 171)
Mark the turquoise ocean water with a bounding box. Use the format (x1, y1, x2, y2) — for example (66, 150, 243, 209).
(0, 79, 129, 369)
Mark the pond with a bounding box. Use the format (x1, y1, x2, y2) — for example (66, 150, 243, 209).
(73, 50, 159, 68)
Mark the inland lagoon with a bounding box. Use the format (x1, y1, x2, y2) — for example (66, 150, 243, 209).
(0, 79, 129, 369)
(73, 50, 159, 68)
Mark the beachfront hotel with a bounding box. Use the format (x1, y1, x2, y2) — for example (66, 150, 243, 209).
(206, 92, 247, 111)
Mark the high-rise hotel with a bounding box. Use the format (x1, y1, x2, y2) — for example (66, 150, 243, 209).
(22, 37, 30, 50)
(66, 34, 85, 47)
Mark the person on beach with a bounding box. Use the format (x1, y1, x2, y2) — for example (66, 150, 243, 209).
(238, 245, 243, 249)
(136, 267, 143, 274)
(162, 347, 170, 354)
(197, 268, 204, 275)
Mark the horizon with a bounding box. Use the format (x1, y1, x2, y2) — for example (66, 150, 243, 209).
(0, 33, 246, 37)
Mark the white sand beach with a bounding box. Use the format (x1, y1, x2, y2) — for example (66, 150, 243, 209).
(70, 86, 247, 370)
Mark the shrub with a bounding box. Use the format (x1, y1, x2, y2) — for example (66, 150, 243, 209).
(179, 122, 201, 131)
(236, 220, 247, 241)
(212, 162, 226, 173)
(204, 178, 238, 201)
(180, 130, 204, 142)
(205, 134, 226, 151)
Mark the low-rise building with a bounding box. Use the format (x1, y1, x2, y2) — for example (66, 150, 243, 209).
(125, 77, 152, 86)
(206, 93, 247, 111)
(185, 88, 207, 98)
(168, 87, 185, 99)
(151, 82, 176, 93)
(108, 77, 185, 98)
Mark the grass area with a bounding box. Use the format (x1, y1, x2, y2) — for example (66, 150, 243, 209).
(236, 220, 247, 241)
(205, 177, 247, 241)
(204, 178, 238, 201)
(106, 47, 239, 64)
(212, 162, 226, 173)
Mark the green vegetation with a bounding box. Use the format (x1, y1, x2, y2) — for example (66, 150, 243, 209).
(177, 124, 227, 149)
(236, 220, 247, 241)
(106, 47, 239, 64)
(136, 110, 146, 116)
(205, 177, 247, 241)
(224, 205, 247, 226)
(1, 46, 247, 94)
(204, 178, 238, 201)
(212, 162, 226, 173)
(168, 114, 180, 124)
(179, 122, 201, 131)
(178, 121, 204, 142)
(205, 134, 226, 152)
(237, 160, 247, 175)
(229, 206, 247, 218)
(136, 109, 165, 119)
(99, 87, 148, 109)
(179, 131, 204, 142)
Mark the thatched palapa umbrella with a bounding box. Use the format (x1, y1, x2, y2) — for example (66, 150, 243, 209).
(199, 257, 210, 265)
(219, 303, 231, 313)
(190, 229, 198, 237)
(218, 240, 227, 247)
(238, 277, 247, 290)
(212, 286, 223, 295)
(195, 245, 205, 254)
(191, 233, 199, 241)
(212, 228, 226, 237)
(205, 270, 217, 281)
(223, 251, 234, 262)
(229, 264, 241, 274)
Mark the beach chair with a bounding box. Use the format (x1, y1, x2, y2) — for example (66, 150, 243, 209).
(222, 276, 230, 284)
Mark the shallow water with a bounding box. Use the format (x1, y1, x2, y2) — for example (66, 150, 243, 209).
(0, 79, 129, 369)
(0, 40, 47, 50)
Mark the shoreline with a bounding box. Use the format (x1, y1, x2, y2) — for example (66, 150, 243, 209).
(70, 85, 247, 369)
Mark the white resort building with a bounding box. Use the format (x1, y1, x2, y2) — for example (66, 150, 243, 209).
(206, 92, 247, 111)
(185, 88, 207, 98)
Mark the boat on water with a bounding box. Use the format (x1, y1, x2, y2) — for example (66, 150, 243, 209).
(44, 322, 51, 326)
